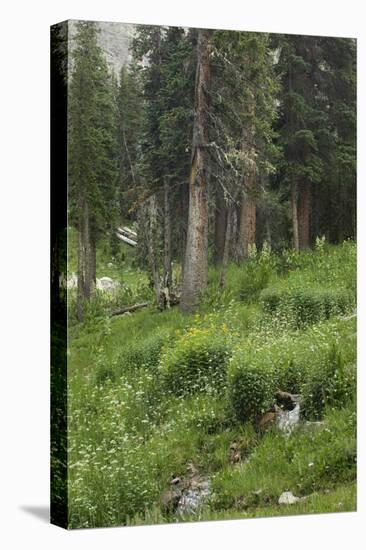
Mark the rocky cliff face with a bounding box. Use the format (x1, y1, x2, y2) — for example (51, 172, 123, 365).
(68, 20, 135, 77)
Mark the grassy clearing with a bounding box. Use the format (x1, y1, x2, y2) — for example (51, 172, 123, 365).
(67, 240, 356, 528)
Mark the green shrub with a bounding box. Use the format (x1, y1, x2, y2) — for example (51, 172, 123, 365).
(159, 327, 231, 396)
(227, 351, 278, 422)
(239, 244, 277, 303)
(260, 286, 354, 329)
(94, 331, 170, 385)
(259, 287, 283, 314)
(238, 262, 271, 303)
(227, 318, 356, 422)
(117, 332, 170, 373)
(301, 343, 356, 419)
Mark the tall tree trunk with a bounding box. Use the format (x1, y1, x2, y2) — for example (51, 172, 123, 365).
(76, 219, 85, 322)
(77, 200, 92, 321)
(298, 180, 311, 249)
(180, 180, 189, 278)
(163, 180, 172, 307)
(147, 194, 161, 305)
(219, 205, 233, 287)
(231, 206, 239, 261)
(291, 181, 300, 251)
(181, 29, 212, 313)
(237, 95, 256, 262)
(90, 230, 97, 293)
(238, 174, 256, 260)
(214, 184, 228, 265)
(311, 181, 320, 242)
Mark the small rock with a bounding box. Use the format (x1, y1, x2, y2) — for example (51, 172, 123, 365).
(186, 462, 198, 476)
(276, 402, 301, 434)
(67, 273, 78, 289)
(278, 491, 300, 505)
(96, 276, 120, 291)
(170, 476, 181, 485)
(176, 476, 211, 515)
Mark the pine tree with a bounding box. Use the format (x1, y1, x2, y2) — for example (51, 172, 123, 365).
(116, 64, 142, 221)
(276, 35, 326, 250)
(68, 21, 118, 320)
(318, 37, 356, 242)
(132, 26, 195, 306)
(210, 31, 279, 262)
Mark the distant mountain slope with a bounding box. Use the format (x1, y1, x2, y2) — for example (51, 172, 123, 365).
(68, 20, 135, 77)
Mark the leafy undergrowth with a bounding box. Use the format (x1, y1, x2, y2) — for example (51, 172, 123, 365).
(67, 241, 356, 528)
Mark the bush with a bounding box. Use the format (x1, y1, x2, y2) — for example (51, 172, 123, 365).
(117, 332, 170, 373)
(227, 318, 356, 422)
(94, 331, 170, 385)
(227, 351, 278, 422)
(238, 245, 276, 303)
(301, 343, 356, 419)
(238, 261, 271, 303)
(260, 286, 354, 329)
(159, 327, 231, 396)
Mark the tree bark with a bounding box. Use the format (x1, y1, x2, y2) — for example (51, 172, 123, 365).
(238, 174, 256, 260)
(90, 230, 97, 292)
(77, 199, 92, 321)
(111, 301, 150, 317)
(180, 180, 189, 278)
(76, 217, 85, 322)
(219, 205, 233, 287)
(291, 181, 300, 251)
(147, 194, 161, 305)
(181, 29, 212, 313)
(163, 179, 172, 307)
(298, 180, 311, 250)
(214, 184, 228, 265)
(265, 213, 272, 251)
(231, 206, 239, 261)
(237, 95, 256, 262)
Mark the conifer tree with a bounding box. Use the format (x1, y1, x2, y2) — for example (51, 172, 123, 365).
(68, 21, 118, 320)
(211, 31, 279, 262)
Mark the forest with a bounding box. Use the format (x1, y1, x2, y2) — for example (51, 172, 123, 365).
(51, 21, 356, 528)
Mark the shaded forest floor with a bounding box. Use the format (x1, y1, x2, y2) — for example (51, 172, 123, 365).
(67, 237, 356, 528)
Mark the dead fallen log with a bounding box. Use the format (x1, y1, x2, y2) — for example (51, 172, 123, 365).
(111, 301, 150, 317)
(115, 231, 137, 247)
(120, 226, 137, 239)
(117, 226, 138, 241)
(111, 293, 181, 317)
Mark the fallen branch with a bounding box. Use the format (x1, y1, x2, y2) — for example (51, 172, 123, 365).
(111, 301, 150, 317)
(115, 231, 137, 247)
(118, 226, 138, 240)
